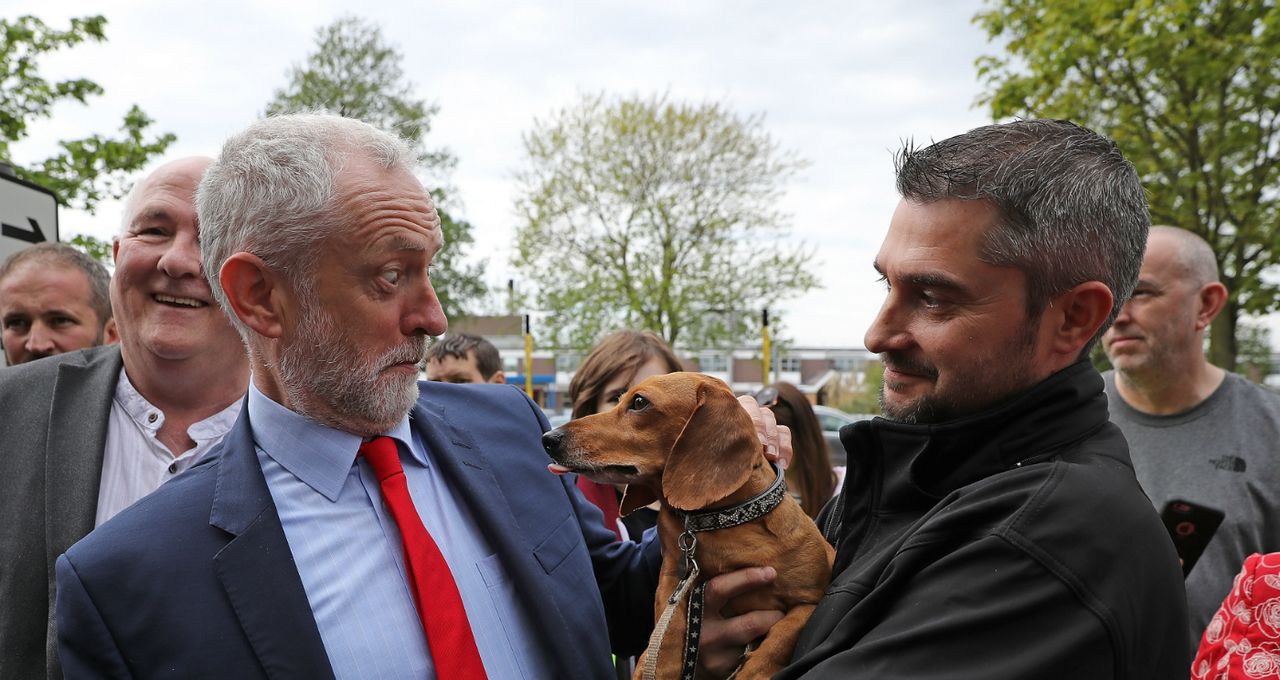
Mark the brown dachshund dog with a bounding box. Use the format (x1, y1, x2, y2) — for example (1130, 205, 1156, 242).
(543, 372, 834, 679)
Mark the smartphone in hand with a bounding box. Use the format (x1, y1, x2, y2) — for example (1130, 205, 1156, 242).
(1160, 499, 1225, 578)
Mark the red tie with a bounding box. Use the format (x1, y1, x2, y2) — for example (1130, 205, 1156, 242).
(359, 436, 487, 680)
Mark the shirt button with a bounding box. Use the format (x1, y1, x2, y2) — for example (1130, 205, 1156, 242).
(168, 462, 178, 474)
(147, 413, 158, 424)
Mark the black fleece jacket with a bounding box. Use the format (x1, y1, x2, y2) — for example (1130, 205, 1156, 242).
(777, 361, 1190, 679)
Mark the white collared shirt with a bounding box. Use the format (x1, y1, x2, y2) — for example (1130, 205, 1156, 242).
(95, 370, 242, 526)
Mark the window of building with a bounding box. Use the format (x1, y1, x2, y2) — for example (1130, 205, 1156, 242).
(699, 353, 728, 372)
(833, 355, 861, 372)
(555, 352, 581, 372)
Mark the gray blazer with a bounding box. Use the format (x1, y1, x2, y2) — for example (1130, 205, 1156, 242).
(0, 345, 121, 680)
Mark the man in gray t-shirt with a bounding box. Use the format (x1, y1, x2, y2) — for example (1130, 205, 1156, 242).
(1102, 226, 1280, 645)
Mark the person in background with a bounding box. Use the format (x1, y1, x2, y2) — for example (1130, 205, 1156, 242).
(1102, 225, 1280, 646)
(0, 242, 118, 366)
(755, 382, 839, 519)
(425, 332, 506, 384)
(567, 328, 684, 541)
(0, 157, 249, 680)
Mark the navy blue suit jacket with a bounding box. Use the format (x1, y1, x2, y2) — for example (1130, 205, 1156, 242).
(55, 382, 660, 679)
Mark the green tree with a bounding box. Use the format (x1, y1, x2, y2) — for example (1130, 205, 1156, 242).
(827, 361, 884, 415)
(1237, 320, 1275, 384)
(67, 233, 111, 264)
(513, 93, 818, 349)
(1, 15, 175, 212)
(975, 0, 1280, 370)
(265, 15, 486, 320)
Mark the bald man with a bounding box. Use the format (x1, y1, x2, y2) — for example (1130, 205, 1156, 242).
(1102, 226, 1280, 645)
(0, 157, 249, 679)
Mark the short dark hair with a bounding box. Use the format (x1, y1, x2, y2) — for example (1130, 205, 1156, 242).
(895, 119, 1149, 355)
(0, 243, 113, 326)
(426, 333, 502, 380)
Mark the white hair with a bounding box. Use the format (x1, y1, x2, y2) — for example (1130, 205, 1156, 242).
(196, 113, 416, 339)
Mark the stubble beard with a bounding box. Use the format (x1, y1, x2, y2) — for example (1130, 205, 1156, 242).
(880, 324, 1040, 425)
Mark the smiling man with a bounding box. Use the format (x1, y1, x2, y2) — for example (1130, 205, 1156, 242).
(53, 114, 783, 680)
(776, 120, 1189, 679)
(0, 243, 118, 366)
(0, 157, 249, 680)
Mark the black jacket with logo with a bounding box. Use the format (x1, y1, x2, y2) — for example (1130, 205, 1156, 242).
(778, 361, 1190, 679)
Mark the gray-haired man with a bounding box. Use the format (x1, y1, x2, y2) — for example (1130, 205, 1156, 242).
(777, 120, 1188, 678)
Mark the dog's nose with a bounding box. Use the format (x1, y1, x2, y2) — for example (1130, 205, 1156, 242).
(542, 428, 565, 456)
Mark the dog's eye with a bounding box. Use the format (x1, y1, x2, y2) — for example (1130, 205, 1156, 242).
(629, 394, 650, 411)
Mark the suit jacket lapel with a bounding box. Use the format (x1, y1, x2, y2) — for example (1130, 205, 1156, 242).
(210, 404, 335, 680)
(45, 346, 121, 566)
(412, 397, 580, 679)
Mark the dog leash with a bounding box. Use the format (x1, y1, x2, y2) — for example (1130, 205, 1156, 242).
(642, 462, 788, 680)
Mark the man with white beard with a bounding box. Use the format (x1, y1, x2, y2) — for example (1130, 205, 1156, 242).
(54, 113, 787, 679)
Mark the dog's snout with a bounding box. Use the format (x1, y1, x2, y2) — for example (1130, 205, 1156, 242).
(542, 428, 566, 456)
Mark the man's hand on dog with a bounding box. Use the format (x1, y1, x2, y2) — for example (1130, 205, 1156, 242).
(738, 394, 793, 470)
(688, 397, 795, 678)
(698, 566, 783, 677)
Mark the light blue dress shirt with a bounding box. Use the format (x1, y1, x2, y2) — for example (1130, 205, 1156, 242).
(248, 383, 556, 679)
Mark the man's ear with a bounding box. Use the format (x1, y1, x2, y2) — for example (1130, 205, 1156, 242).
(1194, 282, 1229, 332)
(102, 318, 119, 345)
(219, 253, 286, 339)
(488, 371, 506, 384)
(1046, 281, 1113, 359)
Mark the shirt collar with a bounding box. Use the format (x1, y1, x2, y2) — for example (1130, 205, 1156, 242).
(247, 380, 417, 502)
(114, 368, 242, 442)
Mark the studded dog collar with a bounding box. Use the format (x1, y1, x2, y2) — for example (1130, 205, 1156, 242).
(675, 460, 788, 533)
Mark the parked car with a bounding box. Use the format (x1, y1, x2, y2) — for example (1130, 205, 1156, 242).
(811, 405, 876, 467)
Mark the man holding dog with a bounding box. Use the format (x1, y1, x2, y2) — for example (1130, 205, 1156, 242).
(54, 113, 784, 679)
(777, 120, 1188, 678)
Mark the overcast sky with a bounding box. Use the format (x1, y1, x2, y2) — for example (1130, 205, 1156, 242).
(20, 1, 1262, 351)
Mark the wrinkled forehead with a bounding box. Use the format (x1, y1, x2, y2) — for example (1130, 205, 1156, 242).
(337, 160, 441, 244)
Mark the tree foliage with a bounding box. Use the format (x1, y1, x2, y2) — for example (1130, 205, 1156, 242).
(0, 15, 175, 212)
(1237, 320, 1275, 383)
(513, 93, 817, 350)
(975, 0, 1280, 370)
(67, 233, 111, 264)
(265, 15, 485, 320)
(826, 361, 884, 415)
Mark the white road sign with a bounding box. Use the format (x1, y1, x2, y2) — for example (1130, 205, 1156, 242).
(0, 172, 59, 265)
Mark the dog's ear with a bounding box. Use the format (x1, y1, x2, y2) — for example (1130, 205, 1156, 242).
(662, 381, 759, 511)
(620, 484, 659, 516)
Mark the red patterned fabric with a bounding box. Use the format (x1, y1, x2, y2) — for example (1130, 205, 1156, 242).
(1193, 553, 1280, 679)
(360, 437, 488, 680)
(576, 477, 623, 540)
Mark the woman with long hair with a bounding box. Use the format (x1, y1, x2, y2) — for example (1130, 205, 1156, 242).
(754, 381, 839, 519)
(567, 329, 683, 540)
